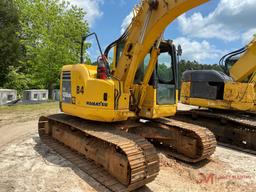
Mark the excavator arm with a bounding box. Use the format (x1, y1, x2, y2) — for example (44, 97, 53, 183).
(229, 37, 256, 82)
(114, 0, 208, 93)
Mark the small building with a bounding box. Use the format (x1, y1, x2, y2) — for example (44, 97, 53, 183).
(0, 89, 17, 105)
(52, 89, 60, 101)
(23, 90, 49, 102)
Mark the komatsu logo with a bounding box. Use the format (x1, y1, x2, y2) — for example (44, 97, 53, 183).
(86, 101, 108, 107)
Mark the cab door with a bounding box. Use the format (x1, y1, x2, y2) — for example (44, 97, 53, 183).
(156, 43, 178, 105)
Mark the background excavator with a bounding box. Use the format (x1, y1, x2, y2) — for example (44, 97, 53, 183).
(179, 37, 256, 153)
(38, 0, 216, 191)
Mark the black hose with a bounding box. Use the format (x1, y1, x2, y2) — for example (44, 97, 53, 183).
(219, 47, 246, 67)
(104, 23, 131, 57)
(219, 46, 247, 74)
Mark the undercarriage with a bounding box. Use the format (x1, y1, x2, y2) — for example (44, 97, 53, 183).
(38, 113, 216, 191)
(174, 109, 256, 155)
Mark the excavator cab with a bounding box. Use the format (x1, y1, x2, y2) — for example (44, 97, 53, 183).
(133, 40, 178, 105)
(113, 40, 179, 118)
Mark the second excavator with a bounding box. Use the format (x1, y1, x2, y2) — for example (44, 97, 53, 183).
(180, 37, 256, 153)
(38, 0, 216, 191)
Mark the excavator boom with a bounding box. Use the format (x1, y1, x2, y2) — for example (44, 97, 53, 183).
(114, 0, 208, 93)
(230, 37, 256, 82)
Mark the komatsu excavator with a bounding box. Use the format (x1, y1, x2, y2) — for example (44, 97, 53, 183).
(38, 0, 216, 191)
(179, 37, 256, 153)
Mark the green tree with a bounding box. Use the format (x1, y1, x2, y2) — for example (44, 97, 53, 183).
(14, 0, 89, 98)
(4, 66, 31, 94)
(0, 0, 20, 87)
(178, 59, 224, 88)
(158, 63, 172, 81)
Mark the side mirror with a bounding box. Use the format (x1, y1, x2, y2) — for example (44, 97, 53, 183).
(177, 45, 182, 56)
(81, 32, 104, 64)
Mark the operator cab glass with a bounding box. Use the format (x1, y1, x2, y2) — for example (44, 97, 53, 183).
(134, 41, 178, 105)
(156, 48, 176, 105)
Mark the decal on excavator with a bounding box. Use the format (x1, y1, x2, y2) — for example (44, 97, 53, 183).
(86, 101, 108, 107)
(76, 86, 84, 94)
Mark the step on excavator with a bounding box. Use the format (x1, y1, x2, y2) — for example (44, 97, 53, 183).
(179, 37, 256, 154)
(38, 0, 216, 191)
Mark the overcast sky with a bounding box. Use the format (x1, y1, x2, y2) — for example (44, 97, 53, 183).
(67, 0, 256, 64)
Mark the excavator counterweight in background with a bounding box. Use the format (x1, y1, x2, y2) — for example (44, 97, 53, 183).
(179, 37, 256, 154)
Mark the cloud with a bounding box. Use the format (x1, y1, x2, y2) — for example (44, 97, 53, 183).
(121, 11, 134, 34)
(241, 28, 256, 44)
(67, 0, 104, 26)
(178, 0, 256, 42)
(174, 37, 225, 63)
(119, 10, 226, 63)
(118, 0, 256, 63)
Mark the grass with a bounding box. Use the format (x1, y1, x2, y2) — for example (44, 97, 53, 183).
(0, 102, 59, 113)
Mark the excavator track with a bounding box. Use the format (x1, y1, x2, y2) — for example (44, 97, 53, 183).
(153, 118, 217, 162)
(38, 114, 159, 192)
(126, 118, 216, 163)
(175, 109, 256, 155)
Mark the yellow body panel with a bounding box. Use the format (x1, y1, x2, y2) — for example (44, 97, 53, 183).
(181, 82, 255, 111)
(60, 64, 134, 122)
(137, 86, 177, 118)
(180, 82, 191, 98)
(140, 104, 177, 118)
(224, 82, 255, 103)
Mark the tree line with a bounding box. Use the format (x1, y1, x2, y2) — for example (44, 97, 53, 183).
(178, 59, 223, 77)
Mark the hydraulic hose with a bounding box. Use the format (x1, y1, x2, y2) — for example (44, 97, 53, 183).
(219, 46, 247, 75)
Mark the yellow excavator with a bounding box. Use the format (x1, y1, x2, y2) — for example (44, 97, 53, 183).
(38, 0, 216, 191)
(179, 37, 256, 153)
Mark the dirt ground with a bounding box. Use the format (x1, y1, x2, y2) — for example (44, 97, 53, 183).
(0, 103, 255, 192)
